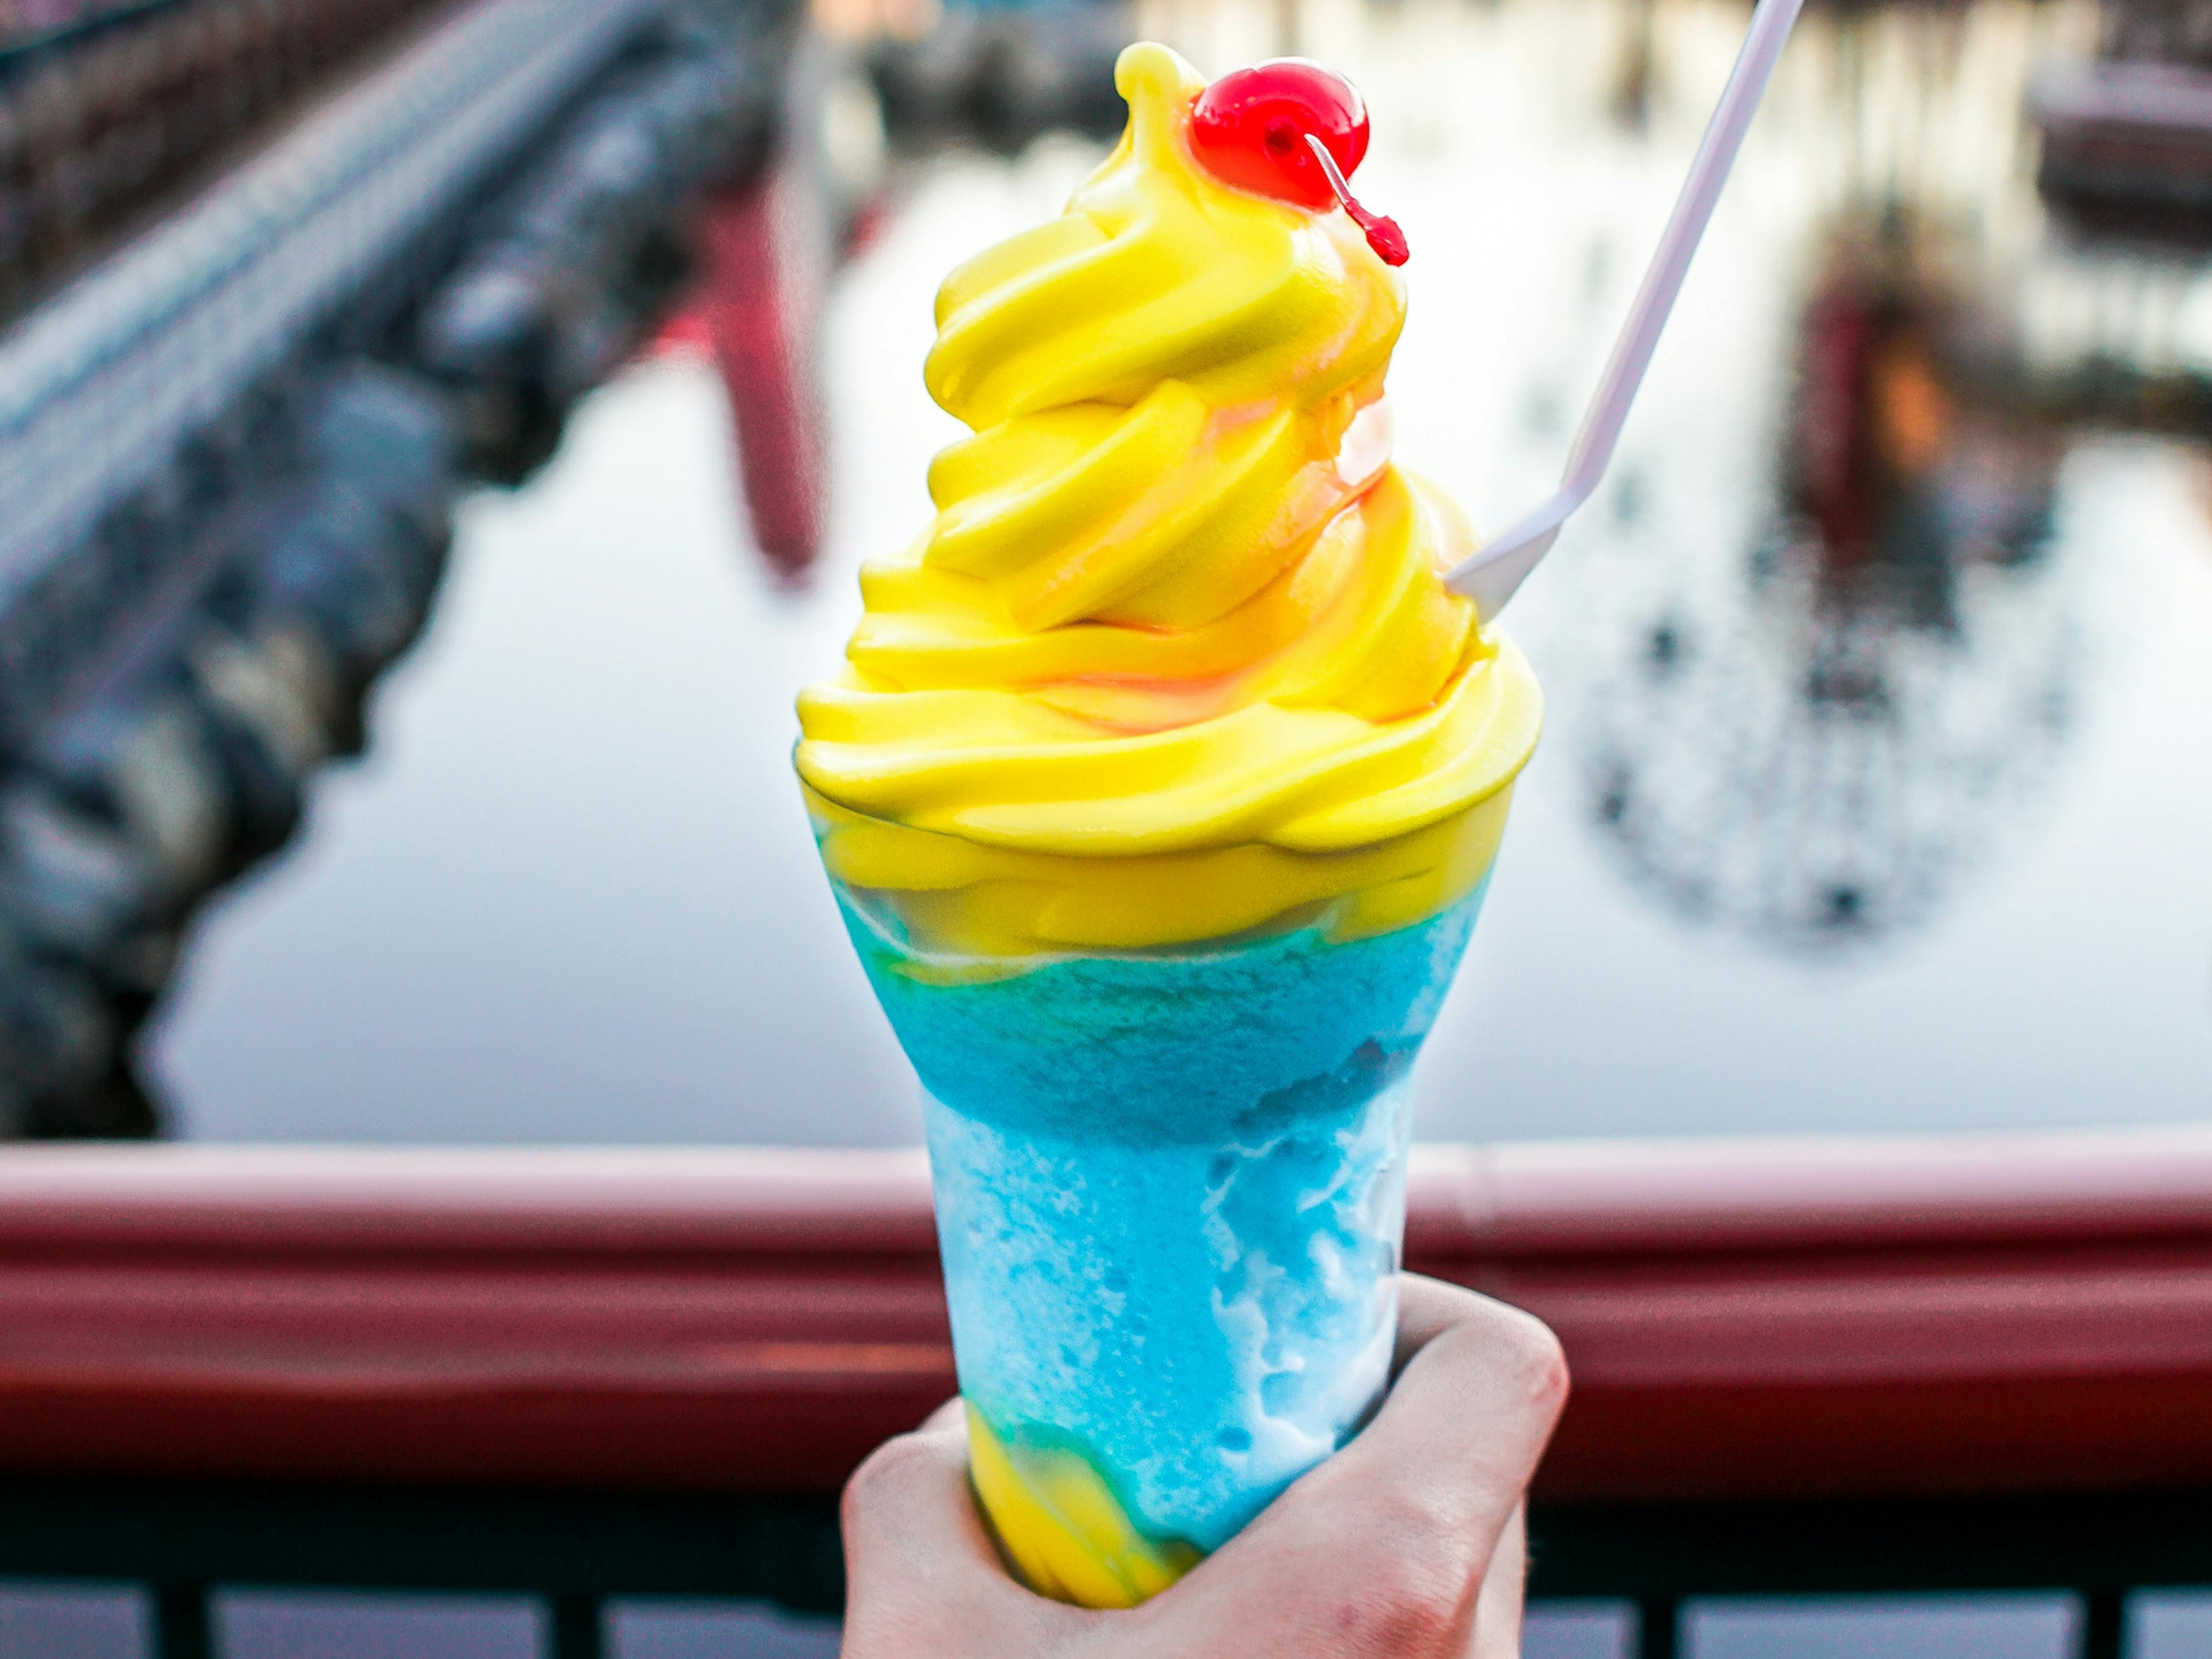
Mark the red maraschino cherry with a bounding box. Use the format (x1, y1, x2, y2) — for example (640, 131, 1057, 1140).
(1188, 59, 1410, 266)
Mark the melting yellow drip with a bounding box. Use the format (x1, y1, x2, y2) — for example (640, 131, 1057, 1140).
(966, 1405, 1202, 1609)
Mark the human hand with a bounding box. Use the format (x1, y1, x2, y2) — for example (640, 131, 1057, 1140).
(839, 1274, 1570, 1658)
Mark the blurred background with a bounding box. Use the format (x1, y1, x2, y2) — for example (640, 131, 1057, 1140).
(3, 0, 2212, 1650)
(5, 0, 2200, 1151)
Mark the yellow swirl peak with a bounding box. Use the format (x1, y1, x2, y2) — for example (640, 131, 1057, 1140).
(798, 42, 1540, 955)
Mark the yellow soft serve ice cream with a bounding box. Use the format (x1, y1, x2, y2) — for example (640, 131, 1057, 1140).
(797, 41, 1540, 956)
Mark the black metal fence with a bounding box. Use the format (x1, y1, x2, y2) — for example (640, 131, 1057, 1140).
(1528, 1493, 2212, 1659)
(3, 1480, 2207, 1658)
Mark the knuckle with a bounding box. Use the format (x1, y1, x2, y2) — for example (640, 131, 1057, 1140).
(1327, 1491, 1480, 1649)
(1327, 1536, 1472, 1656)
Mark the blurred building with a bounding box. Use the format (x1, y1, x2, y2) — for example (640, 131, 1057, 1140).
(0, 0, 798, 1134)
(0, 0, 1145, 1137)
(2035, 0, 2212, 218)
(1566, 0, 2212, 952)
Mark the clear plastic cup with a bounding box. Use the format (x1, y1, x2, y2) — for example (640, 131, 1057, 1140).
(812, 790, 1512, 1606)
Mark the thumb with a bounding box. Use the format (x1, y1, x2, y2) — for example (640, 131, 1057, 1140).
(839, 1402, 1074, 1657)
(1152, 1277, 1567, 1657)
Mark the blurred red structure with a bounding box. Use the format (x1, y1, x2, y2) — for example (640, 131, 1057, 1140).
(694, 175, 828, 577)
(1, 1131, 2209, 1501)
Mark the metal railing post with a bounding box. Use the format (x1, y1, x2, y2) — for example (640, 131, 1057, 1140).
(551, 1595, 604, 1659)
(2078, 1591, 2126, 1659)
(154, 1583, 214, 1659)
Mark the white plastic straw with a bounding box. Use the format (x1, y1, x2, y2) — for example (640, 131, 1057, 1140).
(1443, 0, 1808, 620)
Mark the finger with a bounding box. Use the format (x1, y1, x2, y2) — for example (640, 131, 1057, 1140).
(1395, 1272, 1494, 1372)
(1468, 1503, 1528, 1659)
(839, 1404, 1069, 1655)
(842, 1406, 1001, 1589)
(1343, 1279, 1567, 1537)
(1168, 1277, 1567, 1657)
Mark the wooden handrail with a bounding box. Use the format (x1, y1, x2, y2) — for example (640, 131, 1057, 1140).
(2, 1130, 2209, 1502)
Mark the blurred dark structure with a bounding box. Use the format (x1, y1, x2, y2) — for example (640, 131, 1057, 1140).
(1574, 0, 2212, 955)
(0, 368, 457, 1138)
(416, 10, 782, 483)
(691, 33, 850, 578)
(0, 0, 452, 317)
(1781, 220, 2063, 630)
(0, 0, 800, 1136)
(1581, 211, 2077, 949)
(0, 0, 1169, 1138)
(699, 181, 831, 575)
(2033, 0, 2212, 218)
(868, 3, 1131, 150)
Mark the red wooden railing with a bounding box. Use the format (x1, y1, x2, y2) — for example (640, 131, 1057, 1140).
(2, 1130, 2209, 1501)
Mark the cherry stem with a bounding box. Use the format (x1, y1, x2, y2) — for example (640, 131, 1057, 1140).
(1305, 133, 1410, 266)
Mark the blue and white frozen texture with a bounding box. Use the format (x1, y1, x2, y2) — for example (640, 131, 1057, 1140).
(841, 885, 1485, 1560)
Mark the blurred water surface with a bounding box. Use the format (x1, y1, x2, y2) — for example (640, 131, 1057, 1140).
(154, 0, 2212, 1146)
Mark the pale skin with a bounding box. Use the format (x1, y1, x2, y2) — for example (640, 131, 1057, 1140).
(840, 1275, 1570, 1658)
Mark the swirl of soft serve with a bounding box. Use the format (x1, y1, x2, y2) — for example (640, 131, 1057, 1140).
(798, 43, 1540, 955)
